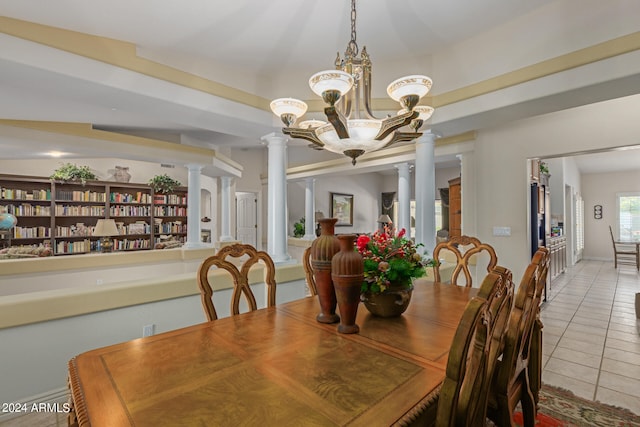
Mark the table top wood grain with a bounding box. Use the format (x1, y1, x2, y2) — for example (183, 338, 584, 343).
(68, 281, 476, 427)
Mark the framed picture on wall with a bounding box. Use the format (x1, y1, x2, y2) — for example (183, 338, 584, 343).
(331, 192, 353, 226)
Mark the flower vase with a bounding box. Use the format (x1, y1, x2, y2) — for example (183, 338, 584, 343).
(310, 218, 340, 324)
(331, 234, 364, 334)
(361, 282, 413, 317)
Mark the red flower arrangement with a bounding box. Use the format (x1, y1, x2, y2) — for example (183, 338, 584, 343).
(357, 226, 434, 294)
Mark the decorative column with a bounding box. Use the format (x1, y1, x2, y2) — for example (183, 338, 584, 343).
(395, 163, 411, 238)
(414, 131, 437, 255)
(304, 177, 316, 240)
(261, 132, 290, 263)
(219, 176, 234, 241)
(183, 163, 206, 249)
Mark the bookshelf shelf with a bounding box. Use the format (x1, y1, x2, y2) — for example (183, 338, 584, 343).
(0, 174, 188, 256)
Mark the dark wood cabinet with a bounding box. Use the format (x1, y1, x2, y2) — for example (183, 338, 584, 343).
(448, 177, 461, 237)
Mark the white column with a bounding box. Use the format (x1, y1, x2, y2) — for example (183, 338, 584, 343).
(261, 133, 290, 263)
(414, 131, 437, 255)
(395, 163, 411, 238)
(303, 177, 316, 240)
(219, 176, 234, 241)
(183, 163, 206, 249)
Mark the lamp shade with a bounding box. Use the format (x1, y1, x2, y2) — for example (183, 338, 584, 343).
(309, 70, 354, 97)
(377, 214, 392, 224)
(270, 98, 308, 118)
(93, 219, 120, 237)
(314, 211, 325, 221)
(398, 105, 435, 121)
(386, 75, 433, 102)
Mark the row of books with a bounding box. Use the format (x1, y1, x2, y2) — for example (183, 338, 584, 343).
(153, 194, 187, 205)
(110, 192, 152, 204)
(112, 238, 151, 251)
(153, 206, 187, 217)
(55, 205, 105, 216)
(12, 226, 51, 239)
(110, 205, 152, 216)
(155, 222, 187, 234)
(55, 190, 106, 202)
(1, 188, 51, 201)
(55, 239, 91, 254)
(3, 203, 52, 216)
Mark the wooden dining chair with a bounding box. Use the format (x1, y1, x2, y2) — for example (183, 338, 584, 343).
(197, 243, 277, 321)
(487, 247, 549, 427)
(434, 270, 513, 426)
(302, 246, 318, 296)
(609, 225, 639, 270)
(528, 247, 550, 411)
(433, 235, 498, 287)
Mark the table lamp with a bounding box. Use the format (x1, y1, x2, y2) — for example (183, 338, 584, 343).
(93, 219, 120, 253)
(377, 214, 392, 227)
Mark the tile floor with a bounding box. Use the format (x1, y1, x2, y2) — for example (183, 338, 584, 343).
(540, 259, 640, 414)
(1, 259, 639, 426)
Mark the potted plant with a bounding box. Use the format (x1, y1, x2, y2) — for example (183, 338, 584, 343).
(50, 163, 98, 185)
(357, 226, 435, 317)
(293, 217, 305, 238)
(149, 174, 181, 194)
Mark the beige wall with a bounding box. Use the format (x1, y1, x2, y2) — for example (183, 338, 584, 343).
(582, 169, 640, 260)
(474, 94, 640, 282)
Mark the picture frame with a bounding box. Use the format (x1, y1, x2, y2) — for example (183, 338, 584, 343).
(331, 192, 353, 226)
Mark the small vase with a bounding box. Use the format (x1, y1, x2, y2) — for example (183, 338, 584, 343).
(310, 218, 340, 324)
(331, 234, 364, 334)
(114, 166, 131, 183)
(362, 282, 413, 317)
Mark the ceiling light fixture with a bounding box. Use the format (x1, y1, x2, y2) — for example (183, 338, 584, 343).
(270, 0, 434, 165)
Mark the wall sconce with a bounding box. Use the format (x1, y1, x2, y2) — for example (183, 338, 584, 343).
(594, 205, 602, 220)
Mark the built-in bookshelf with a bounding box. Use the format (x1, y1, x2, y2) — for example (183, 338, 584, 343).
(0, 174, 188, 255)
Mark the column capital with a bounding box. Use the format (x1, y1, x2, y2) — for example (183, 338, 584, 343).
(261, 132, 288, 146)
(185, 163, 204, 172)
(416, 130, 441, 145)
(394, 162, 413, 173)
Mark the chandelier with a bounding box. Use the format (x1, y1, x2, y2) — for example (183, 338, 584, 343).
(270, 0, 434, 165)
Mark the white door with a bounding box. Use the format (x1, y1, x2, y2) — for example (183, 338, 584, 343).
(236, 192, 257, 246)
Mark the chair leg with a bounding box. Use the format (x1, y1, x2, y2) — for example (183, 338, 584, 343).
(520, 382, 537, 427)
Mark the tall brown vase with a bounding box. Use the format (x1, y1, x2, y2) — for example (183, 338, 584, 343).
(311, 218, 340, 324)
(331, 234, 364, 334)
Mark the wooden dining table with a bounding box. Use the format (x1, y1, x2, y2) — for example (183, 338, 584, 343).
(68, 281, 477, 427)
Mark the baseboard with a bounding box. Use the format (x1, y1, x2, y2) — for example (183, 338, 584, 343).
(0, 386, 68, 422)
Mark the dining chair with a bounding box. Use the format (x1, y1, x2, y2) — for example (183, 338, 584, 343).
(609, 225, 639, 270)
(434, 270, 513, 426)
(197, 243, 277, 321)
(487, 247, 549, 427)
(302, 246, 318, 296)
(432, 235, 498, 287)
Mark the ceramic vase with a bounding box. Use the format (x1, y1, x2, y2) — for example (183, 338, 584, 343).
(310, 218, 340, 324)
(331, 234, 364, 334)
(361, 282, 413, 317)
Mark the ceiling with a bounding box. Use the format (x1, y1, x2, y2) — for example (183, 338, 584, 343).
(0, 0, 639, 173)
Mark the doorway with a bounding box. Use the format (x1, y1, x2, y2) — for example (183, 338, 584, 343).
(236, 192, 257, 247)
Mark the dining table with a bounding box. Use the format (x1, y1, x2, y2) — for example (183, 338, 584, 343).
(67, 280, 477, 427)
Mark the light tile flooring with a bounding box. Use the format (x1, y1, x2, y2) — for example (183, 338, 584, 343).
(540, 259, 640, 414)
(1, 259, 638, 426)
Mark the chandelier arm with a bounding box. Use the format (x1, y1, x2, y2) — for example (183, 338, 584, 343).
(382, 131, 424, 149)
(374, 110, 418, 141)
(362, 67, 378, 120)
(282, 127, 325, 148)
(324, 106, 350, 139)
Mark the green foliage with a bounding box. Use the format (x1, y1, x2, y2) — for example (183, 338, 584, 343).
(539, 162, 550, 174)
(149, 174, 181, 194)
(50, 163, 98, 185)
(293, 217, 305, 238)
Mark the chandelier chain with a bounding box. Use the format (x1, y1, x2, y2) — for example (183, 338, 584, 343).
(348, 0, 359, 56)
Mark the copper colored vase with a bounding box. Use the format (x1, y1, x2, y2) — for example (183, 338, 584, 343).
(331, 234, 364, 334)
(311, 218, 340, 324)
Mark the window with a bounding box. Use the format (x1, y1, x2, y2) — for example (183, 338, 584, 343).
(617, 192, 640, 241)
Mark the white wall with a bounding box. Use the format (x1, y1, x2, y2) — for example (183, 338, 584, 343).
(582, 169, 640, 260)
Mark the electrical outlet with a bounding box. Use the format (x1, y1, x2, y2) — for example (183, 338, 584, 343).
(143, 324, 155, 337)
